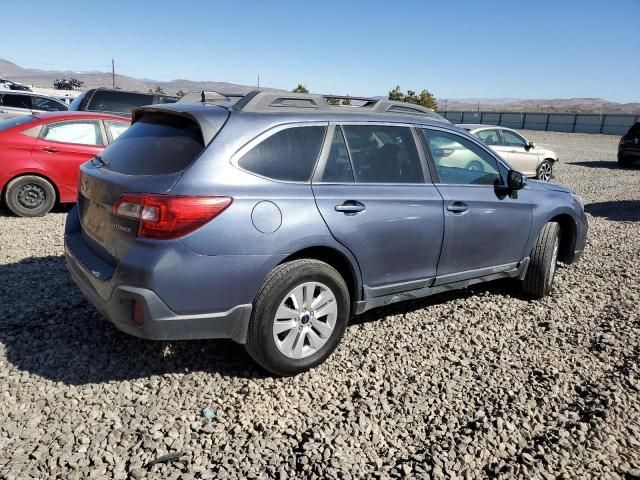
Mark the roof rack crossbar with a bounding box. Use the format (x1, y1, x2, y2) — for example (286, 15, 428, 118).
(230, 90, 445, 121)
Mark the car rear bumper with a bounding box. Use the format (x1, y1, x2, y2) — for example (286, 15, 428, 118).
(64, 210, 253, 343)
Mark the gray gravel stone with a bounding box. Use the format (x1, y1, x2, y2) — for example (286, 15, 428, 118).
(0, 131, 639, 478)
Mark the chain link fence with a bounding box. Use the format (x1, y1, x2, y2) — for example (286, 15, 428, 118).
(442, 111, 639, 135)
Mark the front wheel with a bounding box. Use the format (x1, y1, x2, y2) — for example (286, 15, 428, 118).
(522, 222, 560, 299)
(245, 259, 350, 376)
(5, 175, 56, 217)
(536, 160, 553, 182)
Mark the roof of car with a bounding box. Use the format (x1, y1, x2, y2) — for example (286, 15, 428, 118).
(133, 90, 462, 143)
(457, 123, 502, 130)
(0, 90, 63, 99)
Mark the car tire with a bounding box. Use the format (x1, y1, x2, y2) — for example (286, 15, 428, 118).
(5, 175, 56, 217)
(536, 160, 553, 182)
(617, 153, 630, 168)
(245, 259, 350, 376)
(522, 222, 560, 299)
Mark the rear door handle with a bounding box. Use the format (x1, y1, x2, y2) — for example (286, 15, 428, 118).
(447, 202, 468, 213)
(335, 200, 365, 214)
(41, 147, 59, 153)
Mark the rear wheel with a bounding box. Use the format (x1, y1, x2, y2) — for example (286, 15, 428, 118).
(466, 160, 484, 172)
(536, 160, 553, 182)
(522, 222, 560, 299)
(5, 175, 56, 217)
(245, 259, 350, 376)
(618, 153, 631, 168)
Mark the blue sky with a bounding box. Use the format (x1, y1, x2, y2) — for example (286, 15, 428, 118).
(2, 0, 638, 102)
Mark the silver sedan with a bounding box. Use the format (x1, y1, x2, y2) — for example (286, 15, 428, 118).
(458, 124, 558, 181)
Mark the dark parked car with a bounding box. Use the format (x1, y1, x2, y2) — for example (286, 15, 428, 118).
(69, 88, 178, 117)
(65, 91, 588, 375)
(618, 122, 640, 168)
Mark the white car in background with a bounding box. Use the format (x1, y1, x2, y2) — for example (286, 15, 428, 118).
(458, 124, 558, 181)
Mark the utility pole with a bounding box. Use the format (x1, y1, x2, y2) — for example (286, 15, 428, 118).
(257, 74, 260, 91)
(112, 59, 115, 88)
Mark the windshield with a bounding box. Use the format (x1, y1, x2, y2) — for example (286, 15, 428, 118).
(0, 115, 37, 132)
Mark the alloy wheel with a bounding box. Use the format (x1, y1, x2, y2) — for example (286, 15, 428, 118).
(538, 162, 552, 182)
(272, 281, 338, 359)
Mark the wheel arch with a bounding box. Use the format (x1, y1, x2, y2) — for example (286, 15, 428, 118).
(279, 246, 362, 312)
(549, 213, 576, 263)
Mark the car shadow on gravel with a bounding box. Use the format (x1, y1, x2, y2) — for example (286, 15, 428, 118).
(584, 200, 640, 222)
(351, 278, 525, 326)
(569, 160, 640, 169)
(0, 255, 269, 385)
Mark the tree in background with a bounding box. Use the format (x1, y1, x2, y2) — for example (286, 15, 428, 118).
(292, 84, 309, 94)
(388, 86, 437, 111)
(327, 98, 339, 105)
(176, 90, 187, 97)
(149, 86, 166, 95)
(342, 96, 351, 106)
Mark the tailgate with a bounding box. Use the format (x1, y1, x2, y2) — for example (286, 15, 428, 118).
(78, 106, 229, 264)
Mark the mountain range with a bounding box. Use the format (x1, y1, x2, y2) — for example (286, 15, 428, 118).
(1, 58, 638, 113)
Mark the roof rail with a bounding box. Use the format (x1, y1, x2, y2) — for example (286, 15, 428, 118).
(232, 90, 445, 121)
(177, 90, 245, 104)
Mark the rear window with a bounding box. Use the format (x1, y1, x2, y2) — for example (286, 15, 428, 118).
(238, 126, 326, 182)
(0, 115, 37, 132)
(627, 123, 640, 137)
(100, 113, 204, 175)
(86, 90, 154, 115)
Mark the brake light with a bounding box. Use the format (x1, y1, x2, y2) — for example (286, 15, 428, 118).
(113, 194, 232, 239)
(620, 137, 625, 145)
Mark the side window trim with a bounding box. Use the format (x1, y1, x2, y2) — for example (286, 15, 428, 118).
(231, 121, 328, 184)
(419, 125, 510, 187)
(311, 124, 357, 184)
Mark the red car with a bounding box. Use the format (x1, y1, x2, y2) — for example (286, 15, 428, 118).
(0, 111, 129, 216)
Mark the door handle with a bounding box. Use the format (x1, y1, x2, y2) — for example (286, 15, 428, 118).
(41, 147, 59, 153)
(447, 202, 468, 213)
(0, 109, 7, 114)
(335, 201, 365, 214)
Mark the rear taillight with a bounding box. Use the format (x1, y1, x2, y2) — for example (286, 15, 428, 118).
(620, 137, 625, 145)
(113, 194, 232, 239)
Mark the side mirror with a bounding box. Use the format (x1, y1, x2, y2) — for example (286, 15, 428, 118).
(507, 170, 526, 190)
(527, 141, 535, 150)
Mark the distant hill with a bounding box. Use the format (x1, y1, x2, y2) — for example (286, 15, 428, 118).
(438, 97, 640, 114)
(0, 58, 279, 95)
(1, 58, 637, 113)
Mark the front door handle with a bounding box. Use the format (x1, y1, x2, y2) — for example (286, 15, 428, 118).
(447, 202, 468, 213)
(335, 200, 365, 214)
(41, 147, 59, 153)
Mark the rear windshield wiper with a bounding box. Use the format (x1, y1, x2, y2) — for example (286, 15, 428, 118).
(91, 154, 110, 168)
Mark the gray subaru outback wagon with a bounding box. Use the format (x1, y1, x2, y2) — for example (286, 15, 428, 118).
(64, 91, 588, 375)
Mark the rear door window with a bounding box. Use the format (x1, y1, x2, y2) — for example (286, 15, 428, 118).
(87, 90, 154, 115)
(41, 120, 104, 146)
(100, 113, 204, 175)
(2, 94, 32, 109)
(105, 120, 129, 142)
(475, 129, 501, 146)
(32, 96, 67, 112)
(342, 125, 424, 183)
(238, 126, 326, 182)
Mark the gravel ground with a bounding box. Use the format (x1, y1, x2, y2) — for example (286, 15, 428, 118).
(1, 131, 639, 479)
